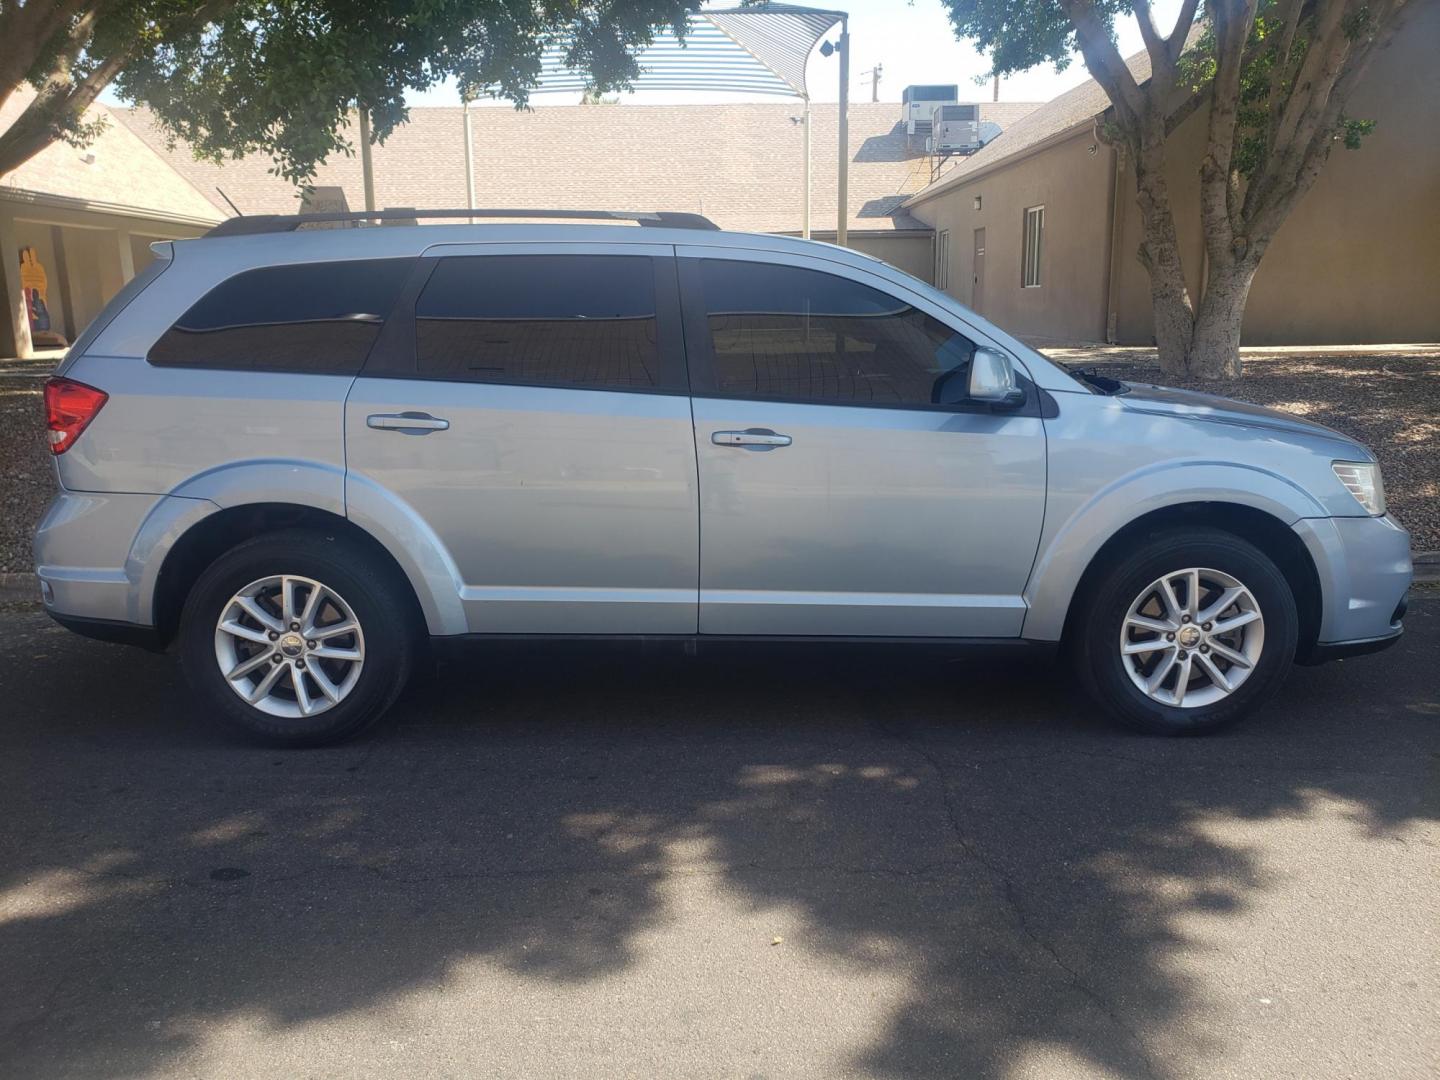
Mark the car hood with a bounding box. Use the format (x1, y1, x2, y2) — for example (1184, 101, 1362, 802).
(1117, 382, 1368, 455)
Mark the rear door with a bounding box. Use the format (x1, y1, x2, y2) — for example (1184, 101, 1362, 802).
(345, 242, 699, 635)
(678, 247, 1047, 638)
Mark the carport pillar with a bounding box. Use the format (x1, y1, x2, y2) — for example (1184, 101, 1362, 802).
(115, 229, 135, 284)
(0, 208, 33, 359)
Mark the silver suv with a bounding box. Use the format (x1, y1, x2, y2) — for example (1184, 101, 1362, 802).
(35, 210, 1412, 746)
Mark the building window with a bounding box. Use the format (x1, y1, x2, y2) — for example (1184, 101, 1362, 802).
(935, 230, 951, 290)
(1022, 205, 1044, 288)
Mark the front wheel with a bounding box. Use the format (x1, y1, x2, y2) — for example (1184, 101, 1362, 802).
(1072, 528, 1299, 735)
(179, 529, 417, 746)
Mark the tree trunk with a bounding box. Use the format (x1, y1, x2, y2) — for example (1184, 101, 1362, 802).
(1187, 258, 1257, 378)
(1132, 150, 1196, 376)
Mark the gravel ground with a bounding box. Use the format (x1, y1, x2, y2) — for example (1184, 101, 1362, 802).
(0, 347, 1435, 573)
(1039, 346, 1439, 550)
(0, 354, 57, 575)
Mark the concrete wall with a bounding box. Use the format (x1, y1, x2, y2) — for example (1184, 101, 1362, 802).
(907, 129, 1114, 343)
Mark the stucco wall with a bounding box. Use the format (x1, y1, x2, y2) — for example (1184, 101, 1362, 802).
(906, 130, 1114, 343)
(1114, 1, 1440, 345)
(794, 231, 936, 285)
(910, 1, 1438, 347)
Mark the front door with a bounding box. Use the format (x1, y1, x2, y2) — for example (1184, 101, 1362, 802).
(972, 228, 986, 312)
(345, 243, 699, 635)
(678, 249, 1046, 638)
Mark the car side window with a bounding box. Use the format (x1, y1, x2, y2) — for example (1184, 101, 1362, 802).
(694, 258, 977, 407)
(414, 254, 669, 390)
(148, 258, 413, 372)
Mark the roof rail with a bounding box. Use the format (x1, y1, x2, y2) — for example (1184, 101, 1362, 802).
(205, 208, 720, 238)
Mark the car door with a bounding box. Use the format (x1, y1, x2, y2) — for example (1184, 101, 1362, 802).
(345, 242, 699, 635)
(677, 247, 1047, 638)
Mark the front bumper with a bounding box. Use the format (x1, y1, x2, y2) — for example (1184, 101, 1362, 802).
(1292, 513, 1411, 663)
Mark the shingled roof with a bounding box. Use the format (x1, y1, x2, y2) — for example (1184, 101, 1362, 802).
(0, 89, 222, 225)
(114, 100, 1041, 234)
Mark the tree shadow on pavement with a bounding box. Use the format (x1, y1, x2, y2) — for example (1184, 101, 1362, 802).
(0, 600, 1435, 1077)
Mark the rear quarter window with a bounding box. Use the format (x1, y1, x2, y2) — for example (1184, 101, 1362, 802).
(148, 258, 414, 373)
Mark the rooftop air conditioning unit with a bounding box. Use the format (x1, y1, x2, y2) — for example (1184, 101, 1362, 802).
(902, 84, 958, 137)
(932, 103, 982, 153)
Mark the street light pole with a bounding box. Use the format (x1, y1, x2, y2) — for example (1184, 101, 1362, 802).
(836, 16, 849, 248)
(802, 96, 811, 239)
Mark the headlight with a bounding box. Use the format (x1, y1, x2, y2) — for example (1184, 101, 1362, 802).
(1332, 461, 1386, 515)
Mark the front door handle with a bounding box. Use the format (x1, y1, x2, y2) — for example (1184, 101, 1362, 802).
(367, 412, 450, 434)
(712, 429, 792, 450)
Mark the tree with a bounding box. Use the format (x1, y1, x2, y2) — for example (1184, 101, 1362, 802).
(0, 0, 697, 186)
(940, 0, 1409, 377)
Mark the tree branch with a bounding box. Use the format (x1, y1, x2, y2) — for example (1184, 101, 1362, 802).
(1167, 0, 1203, 63)
(1248, 0, 1407, 239)
(1060, 0, 1147, 131)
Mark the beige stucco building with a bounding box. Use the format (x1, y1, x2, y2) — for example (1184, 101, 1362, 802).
(905, 1, 1440, 347)
(1, 89, 221, 359)
(4, 9, 1434, 361)
(2, 98, 1038, 357)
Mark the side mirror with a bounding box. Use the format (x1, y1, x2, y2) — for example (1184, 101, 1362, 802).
(968, 347, 1026, 407)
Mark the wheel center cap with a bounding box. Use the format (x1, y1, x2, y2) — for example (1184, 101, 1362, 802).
(279, 633, 305, 657)
(1177, 625, 1202, 649)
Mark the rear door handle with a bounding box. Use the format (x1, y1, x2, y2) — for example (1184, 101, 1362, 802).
(367, 412, 450, 434)
(712, 429, 792, 450)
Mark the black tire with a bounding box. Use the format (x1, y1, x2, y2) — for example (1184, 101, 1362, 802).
(1072, 528, 1298, 735)
(179, 528, 417, 747)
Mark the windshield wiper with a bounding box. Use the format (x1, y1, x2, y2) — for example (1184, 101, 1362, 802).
(1067, 365, 1129, 395)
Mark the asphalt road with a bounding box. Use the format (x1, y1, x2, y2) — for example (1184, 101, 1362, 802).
(1, 600, 1436, 1080)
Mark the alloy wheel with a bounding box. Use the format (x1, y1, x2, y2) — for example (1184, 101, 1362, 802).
(213, 575, 366, 718)
(1119, 567, 1265, 708)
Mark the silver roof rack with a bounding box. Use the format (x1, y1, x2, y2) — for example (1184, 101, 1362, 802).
(206, 208, 720, 238)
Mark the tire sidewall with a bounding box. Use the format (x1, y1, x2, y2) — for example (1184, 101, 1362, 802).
(1079, 530, 1299, 734)
(180, 532, 411, 746)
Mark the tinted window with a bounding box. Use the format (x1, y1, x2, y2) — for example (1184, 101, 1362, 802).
(697, 260, 976, 407)
(415, 255, 662, 389)
(149, 259, 412, 372)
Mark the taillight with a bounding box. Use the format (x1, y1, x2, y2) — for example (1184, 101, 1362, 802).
(44, 377, 108, 455)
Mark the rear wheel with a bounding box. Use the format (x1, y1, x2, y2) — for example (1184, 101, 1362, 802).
(180, 529, 416, 746)
(1073, 528, 1298, 734)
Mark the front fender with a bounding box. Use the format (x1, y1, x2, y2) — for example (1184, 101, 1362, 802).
(1021, 460, 1328, 641)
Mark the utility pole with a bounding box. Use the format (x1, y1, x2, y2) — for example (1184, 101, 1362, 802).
(859, 63, 882, 102)
(358, 108, 376, 213)
(993, 72, 1000, 102)
(462, 96, 476, 222)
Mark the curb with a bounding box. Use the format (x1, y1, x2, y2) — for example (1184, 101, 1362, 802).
(0, 572, 39, 604)
(1415, 551, 1440, 585)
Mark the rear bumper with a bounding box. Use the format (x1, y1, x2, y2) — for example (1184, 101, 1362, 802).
(35, 489, 217, 627)
(46, 610, 166, 651)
